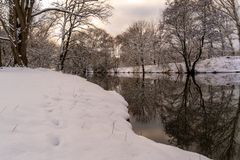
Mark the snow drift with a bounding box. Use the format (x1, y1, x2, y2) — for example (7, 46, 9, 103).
(112, 56, 240, 73)
(0, 68, 209, 160)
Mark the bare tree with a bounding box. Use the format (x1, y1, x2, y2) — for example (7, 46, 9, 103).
(0, 0, 111, 67)
(28, 13, 59, 68)
(164, 0, 220, 75)
(63, 27, 114, 75)
(118, 21, 154, 75)
(153, 21, 169, 66)
(0, 0, 37, 66)
(214, 0, 240, 51)
(55, 0, 112, 71)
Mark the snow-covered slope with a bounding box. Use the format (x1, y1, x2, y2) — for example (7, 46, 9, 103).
(0, 68, 209, 160)
(197, 56, 240, 73)
(113, 56, 240, 73)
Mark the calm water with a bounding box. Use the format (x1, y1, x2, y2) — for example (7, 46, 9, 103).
(86, 73, 240, 160)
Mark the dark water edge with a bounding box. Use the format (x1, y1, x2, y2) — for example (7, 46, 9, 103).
(86, 73, 240, 160)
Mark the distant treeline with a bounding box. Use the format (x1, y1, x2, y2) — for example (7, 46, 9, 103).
(0, 0, 239, 75)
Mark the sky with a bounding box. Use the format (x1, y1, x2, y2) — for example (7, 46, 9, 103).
(95, 0, 167, 36)
(43, 0, 166, 36)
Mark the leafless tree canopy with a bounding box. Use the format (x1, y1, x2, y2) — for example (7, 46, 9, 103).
(0, 0, 112, 68)
(0, 0, 239, 74)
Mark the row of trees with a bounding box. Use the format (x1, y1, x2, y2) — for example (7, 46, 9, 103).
(0, 0, 113, 73)
(26, 26, 116, 75)
(117, 0, 240, 75)
(116, 21, 168, 73)
(1, 0, 240, 75)
(63, 27, 116, 74)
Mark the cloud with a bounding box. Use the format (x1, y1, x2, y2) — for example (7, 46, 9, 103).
(96, 0, 166, 36)
(41, 0, 166, 36)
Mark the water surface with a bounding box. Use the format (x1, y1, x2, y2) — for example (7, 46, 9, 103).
(87, 73, 240, 160)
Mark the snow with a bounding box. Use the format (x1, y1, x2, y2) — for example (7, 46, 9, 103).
(109, 72, 181, 81)
(0, 68, 209, 160)
(112, 56, 240, 73)
(111, 63, 183, 73)
(196, 56, 240, 73)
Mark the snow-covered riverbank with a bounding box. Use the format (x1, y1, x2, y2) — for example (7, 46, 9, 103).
(0, 68, 209, 160)
(112, 56, 240, 73)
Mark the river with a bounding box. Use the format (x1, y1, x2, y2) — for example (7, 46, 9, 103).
(86, 73, 240, 160)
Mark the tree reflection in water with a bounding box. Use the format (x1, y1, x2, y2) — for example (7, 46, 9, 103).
(87, 73, 240, 160)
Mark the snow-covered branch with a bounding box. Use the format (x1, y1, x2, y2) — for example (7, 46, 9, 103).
(32, 8, 85, 17)
(32, 0, 98, 17)
(0, 36, 10, 41)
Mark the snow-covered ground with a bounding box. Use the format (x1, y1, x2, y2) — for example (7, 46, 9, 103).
(112, 56, 240, 73)
(0, 68, 209, 160)
(197, 56, 240, 73)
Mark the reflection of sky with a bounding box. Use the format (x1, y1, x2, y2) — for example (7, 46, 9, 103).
(130, 114, 171, 144)
(42, 0, 166, 36)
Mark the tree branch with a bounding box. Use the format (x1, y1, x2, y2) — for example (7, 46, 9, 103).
(32, 0, 98, 17)
(0, 36, 10, 41)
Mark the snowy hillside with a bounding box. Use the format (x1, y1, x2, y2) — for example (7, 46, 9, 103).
(0, 68, 209, 160)
(112, 56, 240, 73)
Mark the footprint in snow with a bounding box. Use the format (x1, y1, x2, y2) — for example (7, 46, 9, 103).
(43, 95, 49, 99)
(47, 109, 54, 113)
(51, 119, 60, 126)
(51, 97, 62, 101)
(42, 102, 52, 108)
(48, 135, 60, 146)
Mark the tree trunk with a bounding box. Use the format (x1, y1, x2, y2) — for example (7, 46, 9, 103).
(58, 8, 78, 71)
(191, 34, 205, 75)
(10, 28, 29, 67)
(231, 0, 240, 52)
(8, 0, 33, 67)
(0, 46, 2, 67)
(19, 30, 29, 66)
(59, 27, 73, 71)
(141, 57, 145, 78)
(183, 55, 191, 74)
(9, 4, 22, 66)
(237, 24, 240, 52)
(227, 35, 236, 56)
(220, 29, 225, 56)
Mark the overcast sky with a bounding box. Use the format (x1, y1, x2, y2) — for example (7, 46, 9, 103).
(44, 0, 166, 36)
(96, 0, 166, 36)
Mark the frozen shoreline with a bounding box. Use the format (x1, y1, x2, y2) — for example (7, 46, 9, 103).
(0, 68, 209, 160)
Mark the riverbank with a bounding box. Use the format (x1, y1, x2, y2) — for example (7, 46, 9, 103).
(112, 56, 240, 73)
(0, 68, 209, 160)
